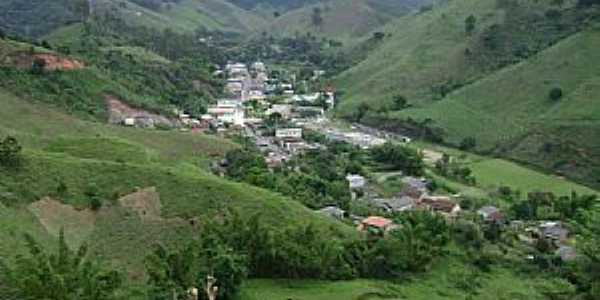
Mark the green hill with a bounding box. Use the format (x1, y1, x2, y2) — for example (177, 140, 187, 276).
(334, 0, 600, 189)
(0, 87, 354, 293)
(97, 0, 267, 34)
(264, 0, 438, 44)
(0, 0, 266, 39)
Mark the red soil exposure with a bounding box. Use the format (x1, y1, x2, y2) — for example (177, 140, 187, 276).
(33, 53, 85, 70)
(9, 52, 85, 71)
(106, 95, 178, 128)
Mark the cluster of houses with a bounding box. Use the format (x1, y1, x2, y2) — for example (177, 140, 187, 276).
(319, 174, 464, 234)
(197, 61, 336, 135)
(319, 173, 577, 261)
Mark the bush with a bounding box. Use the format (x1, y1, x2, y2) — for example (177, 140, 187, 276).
(549, 87, 564, 101)
(85, 183, 102, 210)
(371, 142, 425, 175)
(0, 136, 22, 169)
(459, 137, 477, 151)
(31, 58, 47, 75)
(465, 15, 477, 35)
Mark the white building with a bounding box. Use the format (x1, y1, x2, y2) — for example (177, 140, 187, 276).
(292, 93, 321, 103)
(266, 104, 293, 119)
(346, 174, 366, 189)
(225, 62, 248, 75)
(276, 128, 303, 140)
(207, 100, 245, 126)
(252, 61, 266, 72)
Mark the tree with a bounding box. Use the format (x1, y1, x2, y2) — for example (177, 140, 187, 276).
(577, 0, 600, 8)
(459, 137, 477, 151)
(0, 229, 122, 300)
(145, 240, 247, 300)
(549, 87, 564, 101)
(0, 28, 5, 39)
(312, 7, 323, 27)
(368, 212, 449, 277)
(371, 142, 425, 176)
(372, 32, 385, 40)
(392, 94, 408, 110)
(273, 11, 281, 18)
(0, 136, 22, 169)
(31, 57, 47, 75)
(465, 15, 477, 35)
(355, 103, 370, 122)
(41, 40, 52, 49)
(70, 0, 92, 22)
(85, 183, 102, 211)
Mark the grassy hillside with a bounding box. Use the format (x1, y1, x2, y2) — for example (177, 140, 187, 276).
(265, 0, 435, 44)
(241, 251, 548, 300)
(0, 33, 221, 120)
(0, 0, 81, 38)
(98, 0, 266, 34)
(415, 142, 599, 197)
(398, 27, 600, 188)
(0, 0, 266, 39)
(0, 87, 355, 293)
(334, 0, 600, 189)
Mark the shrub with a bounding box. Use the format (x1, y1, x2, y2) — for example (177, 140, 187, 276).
(85, 183, 102, 210)
(465, 15, 477, 35)
(459, 137, 477, 151)
(31, 58, 47, 75)
(0, 136, 22, 169)
(549, 87, 564, 101)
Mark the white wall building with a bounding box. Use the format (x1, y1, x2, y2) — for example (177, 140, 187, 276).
(276, 128, 303, 140)
(207, 100, 245, 126)
(346, 174, 366, 189)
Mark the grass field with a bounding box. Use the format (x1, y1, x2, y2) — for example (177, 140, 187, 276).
(241, 251, 546, 300)
(468, 158, 598, 196)
(415, 142, 598, 197)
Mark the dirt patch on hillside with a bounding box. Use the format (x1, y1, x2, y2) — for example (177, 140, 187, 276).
(106, 95, 179, 128)
(423, 149, 444, 165)
(118, 187, 163, 221)
(9, 52, 85, 71)
(28, 197, 96, 248)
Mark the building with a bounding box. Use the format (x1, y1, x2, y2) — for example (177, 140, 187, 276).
(266, 104, 293, 119)
(292, 93, 321, 103)
(346, 174, 366, 190)
(252, 61, 266, 72)
(225, 79, 243, 94)
(207, 100, 245, 126)
(358, 216, 398, 234)
(477, 206, 504, 223)
(225, 62, 248, 76)
(275, 128, 303, 140)
(123, 118, 136, 126)
(539, 221, 569, 243)
(401, 177, 429, 198)
(372, 196, 416, 213)
(420, 196, 461, 217)
(556, 245, 577, 262)
(318, 206, 346, 220)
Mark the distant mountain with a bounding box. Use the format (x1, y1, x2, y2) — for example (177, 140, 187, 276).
(0, 0, 267, 39)
(0, 0, 81, 38)
(263, 0, 439, 43)
(226, 0, 321, 11)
